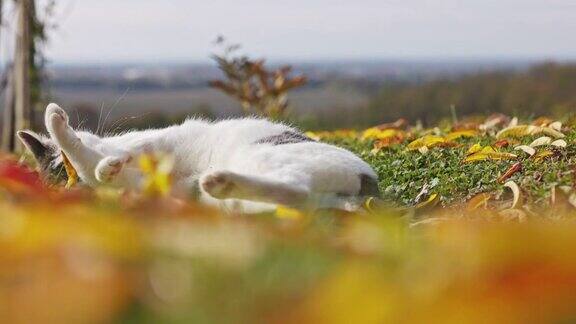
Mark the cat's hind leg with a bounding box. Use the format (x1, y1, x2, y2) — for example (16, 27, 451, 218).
(200, 171, 310, 206)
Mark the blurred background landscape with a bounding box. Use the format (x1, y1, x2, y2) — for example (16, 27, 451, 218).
(48, 59, 576, 130)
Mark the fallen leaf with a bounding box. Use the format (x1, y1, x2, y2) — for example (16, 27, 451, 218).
(479, 113, 510, 131)
(407, 135, 446, 150)
(533, 149, 555, 162)
(62, 152, 79, 189)
(464, 146, 517, 163)
(503, 181, 521, 209)
(139, 153, 174, 196)
(445, 130, 477, 141)
(0, 160, 44, 195)
(304, 131, 321, 141)
(496, 125, 541, 139)
(542, 127, 565, 139)
(514, 145, 536, 156)
(529, 136, 551, 147)
(362, 128, 401, 141)
(551, 139, 567, 148)
(415, 193, 439, 209)
(497, 162, 522, 183)
(532, 117, 554, 127)
(370, 133, 405, 153)
(466, 143, 483, 155)
(493, 139, 510, 148)
(548, 121, 562, 131)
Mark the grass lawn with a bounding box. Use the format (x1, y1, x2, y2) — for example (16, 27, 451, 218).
(323, 118, 576, 208)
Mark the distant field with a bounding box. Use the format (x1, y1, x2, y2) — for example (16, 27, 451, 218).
(50, 84, 369, 129)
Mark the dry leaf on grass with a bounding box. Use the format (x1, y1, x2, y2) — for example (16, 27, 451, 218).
(503, 181, 521, 209)
(497, 162, 522, 183)
(62, 152, 79, 189)
(514, 145, 536, 156)
(529, 136, 552, 147)
(407, 135, 446, 151)
(551, 139, 567, 148)
(464, 145, 517, 163)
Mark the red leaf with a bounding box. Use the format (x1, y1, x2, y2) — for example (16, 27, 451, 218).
(0, 160, 45, 195)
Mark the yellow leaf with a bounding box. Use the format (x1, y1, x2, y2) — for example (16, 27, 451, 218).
(138, 153, 174, 196)
(479, 146, 496, 154)
(466, 143, 483, 155)
(362, 128, 399, 140)
(496, 125, 541, 139)
(415, 193, 439, 209)
(463, 145, 517, 163)
(304, 131, 321, 141)
(445, 130, 477, 141)
(542, 127, 565, 139)
(61, 152, 78, 189)
(533, 149, 555, 162)
(407, 135, 445, 150)
(463, 153, 491, 163)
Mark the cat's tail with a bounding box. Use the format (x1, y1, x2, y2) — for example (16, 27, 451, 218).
(359, 173, 381, 198)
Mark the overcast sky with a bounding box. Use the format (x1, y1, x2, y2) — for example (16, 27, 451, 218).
(26, 0, 576, 63)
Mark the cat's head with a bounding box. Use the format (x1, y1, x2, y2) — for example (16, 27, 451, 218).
(17, 130, 68, 185)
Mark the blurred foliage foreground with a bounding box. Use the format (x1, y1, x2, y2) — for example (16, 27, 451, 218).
(2, 115, 576, 324)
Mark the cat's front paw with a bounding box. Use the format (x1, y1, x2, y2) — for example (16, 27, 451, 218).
(95, 156, 130, 183)
(200, 171, 237, 199)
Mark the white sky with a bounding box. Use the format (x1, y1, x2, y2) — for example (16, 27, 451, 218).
(25, 0, 576, 63)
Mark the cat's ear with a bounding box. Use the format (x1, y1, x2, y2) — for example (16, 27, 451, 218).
(17, 130, 52, 162)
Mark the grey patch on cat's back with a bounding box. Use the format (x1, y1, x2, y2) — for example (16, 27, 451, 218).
(359, 174, 380, 197)
(255, 131, 315, 146)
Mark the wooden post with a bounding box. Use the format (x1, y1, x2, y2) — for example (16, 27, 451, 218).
(0, 0, 12, 152)
(13, 0, 32, 153)
(1, 66, 15, 151)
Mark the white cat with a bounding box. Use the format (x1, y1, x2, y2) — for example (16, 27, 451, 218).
(18, 103, 379, 212)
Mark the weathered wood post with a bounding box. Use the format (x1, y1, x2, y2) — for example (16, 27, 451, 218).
(13, 0, 33, 152)
(1, 65, 15, 152)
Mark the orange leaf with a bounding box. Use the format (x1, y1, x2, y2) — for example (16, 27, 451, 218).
(498, 162, 522, 183)
(62, 152, 79, 189)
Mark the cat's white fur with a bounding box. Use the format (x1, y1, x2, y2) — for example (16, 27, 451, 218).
(43, 103, 377, 212)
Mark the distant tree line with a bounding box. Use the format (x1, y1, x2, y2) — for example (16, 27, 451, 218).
(366, 62, 576, 125)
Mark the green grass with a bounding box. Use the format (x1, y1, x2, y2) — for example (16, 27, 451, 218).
(329, 129, 576, 207)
